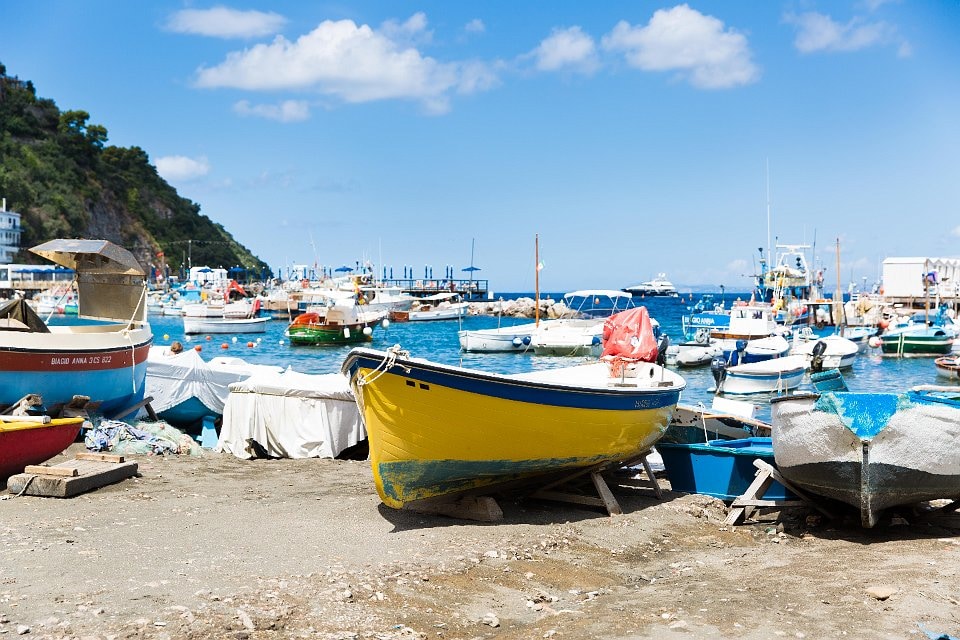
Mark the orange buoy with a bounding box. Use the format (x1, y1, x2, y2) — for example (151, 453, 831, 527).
(221, 343, 229, 349)
(247, 341, 254, 347)
(194, 345, 202, 352)
(205, 335, 212, 341)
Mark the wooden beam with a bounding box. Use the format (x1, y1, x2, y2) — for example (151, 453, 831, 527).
(75, 452, 125, 463)
(23, 465, 79, 477)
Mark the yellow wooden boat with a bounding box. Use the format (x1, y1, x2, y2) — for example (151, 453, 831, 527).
(341, 346, 686, 509)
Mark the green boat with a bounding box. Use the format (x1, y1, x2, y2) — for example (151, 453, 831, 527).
(285, 304, 387, 346)
(879, 325, 953, 356)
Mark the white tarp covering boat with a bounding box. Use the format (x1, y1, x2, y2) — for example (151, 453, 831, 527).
(217, 371, 365, 460)
(143, 346, 282, 416)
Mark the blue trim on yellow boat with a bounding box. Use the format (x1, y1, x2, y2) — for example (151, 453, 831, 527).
(345, 352, 680, 411)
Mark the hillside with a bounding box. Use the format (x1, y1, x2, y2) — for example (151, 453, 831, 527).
(0, 62, 268, 276)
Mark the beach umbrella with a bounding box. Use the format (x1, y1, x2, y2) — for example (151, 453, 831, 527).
(334, 265, 353, 272)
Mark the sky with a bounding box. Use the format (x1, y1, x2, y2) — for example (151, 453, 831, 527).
(2, 1, 959, 293)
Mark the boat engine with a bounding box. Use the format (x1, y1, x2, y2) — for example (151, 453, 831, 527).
(710, 355, 728, 389)
(810, 340, 827, 373)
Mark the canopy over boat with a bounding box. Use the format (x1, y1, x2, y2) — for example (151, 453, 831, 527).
(31, 239, 147, 324)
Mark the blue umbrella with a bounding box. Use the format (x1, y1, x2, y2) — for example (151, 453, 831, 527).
(334, 265, 353, 272)
(461, 266, 481, 272)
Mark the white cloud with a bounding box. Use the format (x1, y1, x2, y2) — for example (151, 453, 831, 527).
(193, 16, 494, 113)
(785, 11, 906, 55)
(465, 19, 486, 34)
(165, 6, 286, 39)
(380, 12, 431, 47)
(533, 26, 599, 74)
(457, 61, 500, 94)
(155, 155, 210, 181)
(233, 99, 310, 122)
(601, 4, 759, 89)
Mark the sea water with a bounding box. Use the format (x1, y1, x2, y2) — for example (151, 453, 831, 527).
(142, 293, 952, 421)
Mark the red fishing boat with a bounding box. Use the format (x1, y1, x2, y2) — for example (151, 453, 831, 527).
(0, 417, 86, 481)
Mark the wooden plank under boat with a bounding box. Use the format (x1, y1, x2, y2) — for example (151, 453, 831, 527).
(0, 417, 86, 481)
(341, 344, 685, 509)
(771, 389, 960, 527)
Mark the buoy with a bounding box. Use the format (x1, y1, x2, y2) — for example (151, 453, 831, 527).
(362, 326, 373, 336)
(185, 335, 192, 342)
(256, 337, 262, 343)
(194, 345, 202, 352)
(512, 337, 523, 346)
(247, 341, 254, 347)
(381, 318, 390, 329)
(163, 334, 169, 341)
(231, 336, 238, 343)
(279, 339, 285, 346)
(522, 335, 531, 345)
(221, 343, 229, 349)
(205, 335, 212, 341)
(868, 336, 882, 349)
(343, 327, 351, 339)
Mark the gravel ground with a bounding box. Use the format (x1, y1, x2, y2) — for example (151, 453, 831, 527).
(2, 443, 960, 639)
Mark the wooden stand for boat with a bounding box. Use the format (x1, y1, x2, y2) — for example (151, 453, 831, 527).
(529, 451, 663, 517)
(725, 459, 833, 525)
(6, 452, 138, 498)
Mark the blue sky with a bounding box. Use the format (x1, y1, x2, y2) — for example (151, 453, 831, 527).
(2, 1, 959, 292)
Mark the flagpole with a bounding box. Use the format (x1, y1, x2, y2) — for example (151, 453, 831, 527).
(535, 234, 540, 326)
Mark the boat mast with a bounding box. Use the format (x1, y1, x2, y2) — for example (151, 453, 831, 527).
(766, 159, 771, 265)
(535, 234, 540, 326)
(835, 238, 843, 334)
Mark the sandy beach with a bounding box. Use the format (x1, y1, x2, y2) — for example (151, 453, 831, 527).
(2, 443, 959, 640)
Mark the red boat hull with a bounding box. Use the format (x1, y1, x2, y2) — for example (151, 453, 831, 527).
(0, 418, 85, 481)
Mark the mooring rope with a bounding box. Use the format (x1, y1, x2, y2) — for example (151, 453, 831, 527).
(356, 345, 410, 387)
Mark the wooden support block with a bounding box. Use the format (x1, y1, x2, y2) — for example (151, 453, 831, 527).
(731, 498, 806, 508)
(6, 460, 138, 498)
(725, 468, 775, 526)
(531, 490, 606, 509)
(590, 472, 623, 516)
(404, 496, 503, 522)
(75, 452, 125, 463)
(753, 459, 836, 519)
(23, 465, 79, 477)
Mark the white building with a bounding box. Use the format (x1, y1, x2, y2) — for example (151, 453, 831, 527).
(0, 198, 21, 263)
(882, 257, 960, 298)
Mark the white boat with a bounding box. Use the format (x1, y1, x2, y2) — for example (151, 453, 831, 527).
(357, 285, 416, 314)
(458, 321, 541, 352)
(391, 292, 469, 321)
(530, 290, 640, 357)
(183, 316, 268, 335)
(790, 330, 859, 369)
(622, 273, 678, 297)
(711, 354, 807, 395)
(674, 342, 722, 367)
(530, 318, 604, 356)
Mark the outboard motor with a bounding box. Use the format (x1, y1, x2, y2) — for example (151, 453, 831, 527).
(810, 340, 827, 373)
(711, 354, 728, 389)
(656, 334, 670, 366)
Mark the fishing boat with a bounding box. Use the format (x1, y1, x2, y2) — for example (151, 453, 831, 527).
(622, 273, 678, 297)
(663, 398, 770, 444)
(0, 239, 153, 418)
(285, 295, 388, 345)
(771, 387, 960, 527)
(341, 307, 686, 509)
(0, 416, 87, 481)
(934, 355, 960, 380)
(390, 292, 469, 321)
(710, 354, 807, 395)
(878, 324, 953, 356)
(681, 293, 730, 341)
(672, 342, 722, 367)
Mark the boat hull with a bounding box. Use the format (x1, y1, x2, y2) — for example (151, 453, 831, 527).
(458, 324, 536, 352)
(287, 323, 375, 345)
(0, 326, 152, 416)
(880, 330, 953, 356)
(714, 356, 807, 395)
(343, 348, 684, 509)
(183, 317, 268, 334)
(771, 392, 960, 527)
(0, 418, 86, 480)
